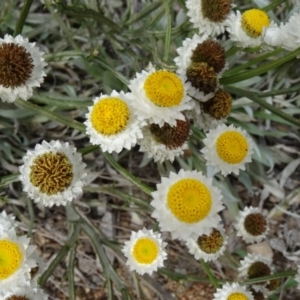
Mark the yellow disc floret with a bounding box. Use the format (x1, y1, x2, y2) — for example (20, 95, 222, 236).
(227, 293, 248, 300)
(241, 9, 270, 38)
(144, 70, 184, 107)
(216, 131, 248, 164)
(90, 97, 130, 135)
(0, 239, 23, 280)
(167, 178, 212, 223)
(29, 152, 73, 195)
(132, 238, 159, 264)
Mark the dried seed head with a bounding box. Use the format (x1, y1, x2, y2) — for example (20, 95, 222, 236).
(201, 88, 232, 119)
(247, 261, 271, 282)
(249, 288, 265, 300)
(266, 278, 280, 292)
(201, 0, 232, 23)
(0, 43, 34, 88)
(149, 117, 190, 149)
(186, 62, 217, 94)
(191, 39, 226, 73)
(197, 228, 224, 254)
(244, 213, 267, 236)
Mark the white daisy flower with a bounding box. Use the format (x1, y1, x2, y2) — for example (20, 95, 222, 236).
(186, 0, 233, 36)
(0, 211, 17, 234)
(0, 228, 37, 297)
(0, 34, 47, 103)
(128, 67, 194, 127)
(201, 124, 253, 176)
(213, 282, 254, 300)
(138, 118, 190, 163)
(151, 169, 224, 241)
(238, 253, 273, 280)
(185, 225, 227, 262)
(226, 9, 271, 48)
(235, 206, 269, 244)
(3, 283, 48, 300)
(174, 34, 222, 102)
(19, 140, 87, 207)
(122, 228, 167, 275)
(85, 90, 145, 153)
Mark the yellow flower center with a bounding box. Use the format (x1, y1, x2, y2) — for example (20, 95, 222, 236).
(216, 131, 248, 164)
(167, 178, 212, 223)
(29, 152, 73, 195)
(227, 293, 248, 300)
(144, 70, 184, 107)
(241, 9, 270, 38)
(0, 239, 23, 280)
(90, 97, 130, 135)
(6, 296, 29, 300)
(132, 238, 159, 264)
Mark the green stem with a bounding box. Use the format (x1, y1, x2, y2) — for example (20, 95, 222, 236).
(68, 242, 77, 300)
(13, 0, 34, 36)
(262, 0, 285, 12)
(243, 270, 296, 285)
(26, 197, 35, 237)
(162, 0, 172, 62)
(227, 86, 300, 128)
(39, 223, 81, 287)
(221, 47, 300, 85)
(223, 48, 284, 77)
(200, 259, 220, 289)
(102, 152, 154, 196)
(15, 99, 85, 133)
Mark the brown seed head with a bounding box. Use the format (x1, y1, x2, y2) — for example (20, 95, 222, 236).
(191, 40, 226, 73)
(197, 228, 224, 254)
(149, 117, 190, 149)
(247, 261, 271, 282)
(0, 43, 34, 88)
(249, 288, 265, 300)
(244, 213, 267, 236)
(201, 88, 232, 119)
(266, 278, 281, 291)
(201, 0, 232, 23)
(186, 62, 217, 94)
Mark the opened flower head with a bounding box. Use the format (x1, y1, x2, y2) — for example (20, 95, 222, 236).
(0, 228, 37, 297)
(235, 206, 268, 244)
(213, 282, 254, 300)
(122, 228, 167, 275)
(85, 90, 145, 153)
(201, 124, 253, 176)
(0, 34, 47, 103)
(19, 140, 87, 207)
(174, 34, 220, 103)
(128, 67, 193, 127)
(186, 0, 233, 36)
(185, 224, 227, 262)
(226, 10, 271, 48)
(138, 118, 191, 163)
(151, 169, 224, 240)
(3, 283, 48, 300)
